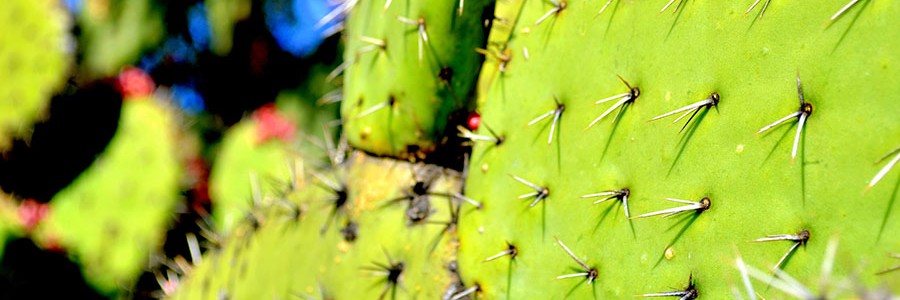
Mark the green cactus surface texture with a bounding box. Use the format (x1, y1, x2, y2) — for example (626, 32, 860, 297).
(171, 0, 900, 299)
(340, 0, 488, 159)
(208, 114, 295, 235)
(459, 0, 900, 298)
(174, 152, 468, 299)
(0, 0, 70, 148)
(38, 99, 181, 295)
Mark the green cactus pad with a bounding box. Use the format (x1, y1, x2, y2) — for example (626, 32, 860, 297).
(208, 116, 294, 235)
(174, 152, 466, 299)
(341, 0, 487, 159)
(38, 99, 180, 294)
(0, 0, 70, 148)
(458, 0, 900, 298)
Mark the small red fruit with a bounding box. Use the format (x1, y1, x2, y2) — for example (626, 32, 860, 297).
(117, 66, 155, 98)
(466, 112, 481, 131)
(18, 199, 50, 232)
(253, 104, 296, 144)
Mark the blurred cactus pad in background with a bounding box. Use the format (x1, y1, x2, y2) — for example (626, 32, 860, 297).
(1, 0, 898, 299)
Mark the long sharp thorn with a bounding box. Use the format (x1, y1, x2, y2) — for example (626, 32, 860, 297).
(586, 97, 629, 130)
(484, 249, 513, 262)
(735, 250, 757, 300)
(548, 109, 561, 144)
(556, 237, 589, 271)
(746, 0, 761, 13)
(450, 285, 478, 300)
(649, 99, 710, 122)
(528, 110, 555, 126)
(641, 291, 687, 297)
(868, 150, 900, 190)
(595, 93, 629, 104)
(757, 112, 801, 134)
(790, 113, 808, 164)
(830, 0, 861, 21)
(581, 191, 617, 198)
(597, 0, 613, 15)
(557, 272, 589, 279)
(772, 242, 802, 270)
(535, 7, 560, 25)
(511, 175, 542, 191)
(679, 107, 701, 133)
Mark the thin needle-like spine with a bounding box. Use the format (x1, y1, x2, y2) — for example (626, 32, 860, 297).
(630, 198, 709, 219)
(317, 0, 359, 29)
(511, 175, 548, 207)
(758, 74, 811, 164)
(772, 242, 802, 270)
(752, 229, 809, 270)
(450, 285, 479, 300)
(484, 243, 517, 262)
(581, 188, 630, 218)
(649, 99, 711, 122)
(484, 249, 514, 262)
(830, 0, 861, 21)
(397, 17, 427, 63)
(745, 0, 771, 18)
(458, 125, 499, 143)
(757, 112, 801, 134)
(597, 0, 613, 15)
(356, 101, 389, 119)
(556, 237, 589, 271)
(659, 0, 683, 13)
(640, 291, 687, 297)
(745, 0, 762, 13)
(535, 0, 565, 25)
(528, 101, 565, 145)
(734, 250, 757, 300)
(867, 146, 900, 190)
(790, 112, 807, 164)
(586, 96, 628, 130)
(744, 264, 814, 299)
(555, 237, 596, 284)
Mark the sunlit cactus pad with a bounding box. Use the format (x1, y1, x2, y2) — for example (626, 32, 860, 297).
(0, 0, 70, 148)
(341, 0, 488, 159)
(174, 152, 470, 299)
(459, 0, 899, 298)
(35, 99, 181, 295)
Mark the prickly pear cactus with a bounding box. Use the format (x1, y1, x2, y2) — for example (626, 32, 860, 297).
(0, 0, 70, 148)
(173, 152, 469, 299)
(33, 99, 181, 295)
(207, 110, 295, 234)
(171, 1, 899, 299)
(458, 0, 900, 298)
(340, 0, 487, 159)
